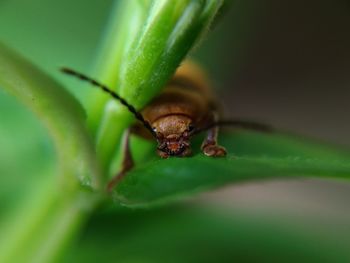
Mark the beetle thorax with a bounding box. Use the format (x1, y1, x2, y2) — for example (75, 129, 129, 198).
(153, 115, 191, 136)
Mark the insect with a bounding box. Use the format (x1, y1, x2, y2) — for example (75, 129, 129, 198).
(62, 61, 269, 190)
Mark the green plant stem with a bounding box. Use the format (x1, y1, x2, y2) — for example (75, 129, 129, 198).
(91, 0, 224, 177)
(0, 176, 101, 263)
(87, 0, 150, 134)
(96, 104, 133, 176)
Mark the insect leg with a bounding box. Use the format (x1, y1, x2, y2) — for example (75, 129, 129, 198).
(201, 112, 227, 157)
(107, 128, 134, 192)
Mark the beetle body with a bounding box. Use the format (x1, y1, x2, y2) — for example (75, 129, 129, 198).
(62, 61, 269, 190)
(135, 61, 225, 158)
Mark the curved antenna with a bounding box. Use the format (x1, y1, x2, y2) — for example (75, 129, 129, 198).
(61, 68, 156, 138)
(192, 119, 272, 135)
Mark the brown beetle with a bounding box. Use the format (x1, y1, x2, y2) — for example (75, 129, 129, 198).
(62, 61, 269, 190)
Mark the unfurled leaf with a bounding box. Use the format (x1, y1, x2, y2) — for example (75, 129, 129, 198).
(113, 132, 350, 207)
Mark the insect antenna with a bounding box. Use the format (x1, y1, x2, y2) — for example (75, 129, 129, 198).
(193, 119, 272, 135)
(61, 68, 156, 138)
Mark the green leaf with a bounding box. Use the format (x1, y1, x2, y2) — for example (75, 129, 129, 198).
(0, 93, 55, 209)
(0, 42, 100, 188)
(113, 132, 350, 207)
(0, 42, 101, 263)
(64, 206, 350, 263)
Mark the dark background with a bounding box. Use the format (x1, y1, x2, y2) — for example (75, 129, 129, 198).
(197, 0, 350, 147)
(194, 0, 350, 222)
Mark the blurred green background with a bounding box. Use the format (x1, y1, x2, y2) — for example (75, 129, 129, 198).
(0, 0, 350, 262)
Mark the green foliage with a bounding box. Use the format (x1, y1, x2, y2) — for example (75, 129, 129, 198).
(66, 206, 350, 263)
(0, 42, 99, 188)
(0, 42, 101, 263)
(114, 132, 350, 207)
(0, 0, 349, 262)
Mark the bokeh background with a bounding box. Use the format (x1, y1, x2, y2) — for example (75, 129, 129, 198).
(195, 0, 350, 238)
(0, 0, 350, 262)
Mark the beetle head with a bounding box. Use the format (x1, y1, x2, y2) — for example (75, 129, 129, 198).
(153, 115, 194, 158)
